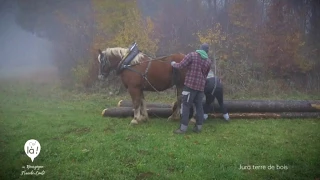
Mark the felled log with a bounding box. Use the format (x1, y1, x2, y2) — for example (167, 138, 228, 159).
(117, 100, 320, 113)
(117, 100, 172, 109)
(102, 107, 172, 118)
(102, 107, 320, 119)
(208, 112, 320, 119)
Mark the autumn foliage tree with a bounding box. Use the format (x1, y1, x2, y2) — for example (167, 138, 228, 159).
(75, 0, 160, 90)
(111, 9, 159, 57)
(13, 0, 320, 93)
(258, 0, 312, 77)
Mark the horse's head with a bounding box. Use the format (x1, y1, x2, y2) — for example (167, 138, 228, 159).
(97, 48, 129, 80)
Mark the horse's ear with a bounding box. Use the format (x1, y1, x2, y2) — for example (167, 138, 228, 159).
(98, 49, 102, 55)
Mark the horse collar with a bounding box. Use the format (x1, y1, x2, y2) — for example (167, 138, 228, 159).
(116, 45, 140, 74)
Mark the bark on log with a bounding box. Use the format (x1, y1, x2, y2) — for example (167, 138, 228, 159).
(208, 112, 320, 119)
(103, 107, 172, 118)
(117, 100, 320, 113)
(117, 100, 172, 109)
(102, 107, 320, 119)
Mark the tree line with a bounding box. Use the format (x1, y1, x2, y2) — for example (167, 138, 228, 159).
(14, 0, 320, 94)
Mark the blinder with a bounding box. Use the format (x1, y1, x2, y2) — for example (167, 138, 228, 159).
(98, 53, 111, 77)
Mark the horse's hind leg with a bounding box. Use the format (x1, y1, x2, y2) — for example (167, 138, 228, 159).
(168, 86, 182, 121)
(128, 87, 142, 125)
(140, 93, 149, 122)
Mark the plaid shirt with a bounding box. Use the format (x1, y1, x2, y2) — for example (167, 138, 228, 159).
(173, 52, 212, 91)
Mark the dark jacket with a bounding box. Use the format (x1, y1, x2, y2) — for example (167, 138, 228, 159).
(204, 77, 222, 95)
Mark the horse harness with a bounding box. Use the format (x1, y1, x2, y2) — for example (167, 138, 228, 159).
(115, 43, 161, 92)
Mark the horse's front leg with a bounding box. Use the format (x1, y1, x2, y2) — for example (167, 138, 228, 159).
(128, 87, 142, 125)
(168, 86, 182, 121)
(140, 93, 149, 122)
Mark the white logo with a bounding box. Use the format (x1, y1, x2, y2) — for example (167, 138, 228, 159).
(24, 139, 41, 162)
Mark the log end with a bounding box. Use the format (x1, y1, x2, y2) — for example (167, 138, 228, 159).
(311, 104, 320, 110)
(117, 100, 123, 107)
(101, 108, 108, 116)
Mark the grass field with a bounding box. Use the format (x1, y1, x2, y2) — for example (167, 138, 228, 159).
(0, 79, 319, 180)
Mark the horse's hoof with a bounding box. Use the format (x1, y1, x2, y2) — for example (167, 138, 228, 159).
(189, 117, 196, 124)
(168, 115, 180, 121)
(130, 119, 139, 125)
(141, 117, 149, 122)
(168, 115, 179, 121)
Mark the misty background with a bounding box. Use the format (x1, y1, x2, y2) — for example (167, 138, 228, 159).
(0, 0, 55, 79)
(0, 0, 319, 95)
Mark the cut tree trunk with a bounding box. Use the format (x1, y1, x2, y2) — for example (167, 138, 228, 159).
(117, 100, 320, 113)
(117, 100, 172, 109)
(102, 107, 320, 119)
(103, 107, 172, 118)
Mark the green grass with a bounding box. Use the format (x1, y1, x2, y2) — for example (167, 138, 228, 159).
(0, 80, 319, 180)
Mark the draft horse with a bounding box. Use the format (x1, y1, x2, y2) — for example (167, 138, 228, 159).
(97, 46, 186, 125)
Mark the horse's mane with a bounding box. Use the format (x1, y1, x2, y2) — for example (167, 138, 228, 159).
(103, 47, 186, 65)
(104, 47, 146, 65)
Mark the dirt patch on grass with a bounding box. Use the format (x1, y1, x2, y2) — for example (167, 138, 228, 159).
(64, 127, 91, 135)
(137, 149, 150, 155)
(123, 158, 137, 168)
(103, 127, 115, 134)
(52, 136, 66, 141)
(135, 172, 154, 180)
(167, 166, 177, 172)
(125, 135, 142, 142)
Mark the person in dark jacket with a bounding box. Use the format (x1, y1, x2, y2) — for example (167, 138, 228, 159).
(190, 72, 230, 122)
(203, 75, 229, 121)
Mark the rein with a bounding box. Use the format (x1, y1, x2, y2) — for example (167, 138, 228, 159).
(123, 56, 171, 67)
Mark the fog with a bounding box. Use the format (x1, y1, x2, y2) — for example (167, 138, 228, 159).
(0, 0, 55, 79)
(0, 0, 318, 89)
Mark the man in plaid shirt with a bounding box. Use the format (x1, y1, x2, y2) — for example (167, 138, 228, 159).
(171, 43, 212, 134)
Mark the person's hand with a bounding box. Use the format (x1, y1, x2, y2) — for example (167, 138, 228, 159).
(171, 61, 176, 66)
